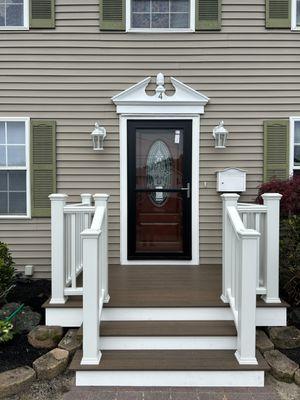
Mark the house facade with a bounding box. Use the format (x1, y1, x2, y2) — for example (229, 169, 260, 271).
(0, 0, 297, 388)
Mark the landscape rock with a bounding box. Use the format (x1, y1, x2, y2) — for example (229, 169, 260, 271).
(0, 366, 36, 398)
(295, 368, 300, 386)
(58, 329, 82, 355)
(256, 329, 274, 354)
(264, 349, 299, 382)
(269, 326, 300, 349)
(28, 325, 64, 349)
(0, 302, 41, 333)
(33, 348, 69, 380)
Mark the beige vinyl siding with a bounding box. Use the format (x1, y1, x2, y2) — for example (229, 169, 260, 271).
(0, 0, 299, 276)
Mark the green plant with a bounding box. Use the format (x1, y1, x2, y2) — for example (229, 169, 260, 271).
(0, 320, 14, 343)
(279, 216, 300, 306)
(0, 242, 16, 303)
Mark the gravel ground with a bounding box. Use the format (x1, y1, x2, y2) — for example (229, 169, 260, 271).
(4, 372, 300, 400)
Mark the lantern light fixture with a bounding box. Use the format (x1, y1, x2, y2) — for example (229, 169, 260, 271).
(213, 121, 228, 149)
(91, 122, 106, 151)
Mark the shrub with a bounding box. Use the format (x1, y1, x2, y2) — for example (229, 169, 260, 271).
(0, 242, 16, 303)
(0, 320, 14, 344)
(279, 216, 300, 307)
(256, 175, 300, 217)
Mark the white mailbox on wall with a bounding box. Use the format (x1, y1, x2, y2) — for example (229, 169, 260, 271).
(217, 168, 246, 192)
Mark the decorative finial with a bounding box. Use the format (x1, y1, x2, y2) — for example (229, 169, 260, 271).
(156, 73, 165, 99)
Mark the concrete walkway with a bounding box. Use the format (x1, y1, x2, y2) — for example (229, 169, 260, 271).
(63, 385, 281, 400)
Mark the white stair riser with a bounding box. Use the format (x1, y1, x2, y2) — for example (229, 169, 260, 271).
(46, 306, 286, 327)
(100, 336, 237, 350)
(76, 370, 265, 387)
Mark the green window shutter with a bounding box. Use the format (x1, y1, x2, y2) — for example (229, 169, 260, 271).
(99, 0, 125, 31)
(264, 120, 290, 182)
(196, 0, 222, 31)
(266, 0, 291, 29)
(30, 120, 56, 217)
(30, 0, 55, 29)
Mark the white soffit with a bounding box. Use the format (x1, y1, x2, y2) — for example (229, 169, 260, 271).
(111, 73, 210, 114)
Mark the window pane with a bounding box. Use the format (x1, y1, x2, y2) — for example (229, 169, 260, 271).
(0, 122, 5, 144)
(132, 13, 150, 28)
(295, 121, 300, 143)
(152, 0, 169, 12)
(0, 171, 8, 191)
(7, 145, 25, 166)
(132, 0, 150, 12)
(171, 12, 189, 28)
(9, 191, 26, 214)
(7, 121, 25, 144)
(9, 170, 26, 191)
(0, 145, 6, 166)
(152, 13, 169, 28)
(0, 192, 8, 214)
(297, 0, 300, 26)
(6, 4, 23, 26)
(171, 0, 189, 12)
(295, 145, 300, 166)
(0, 5, 4, 26)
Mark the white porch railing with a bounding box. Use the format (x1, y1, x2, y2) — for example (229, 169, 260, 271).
(221, 193, 282, 365)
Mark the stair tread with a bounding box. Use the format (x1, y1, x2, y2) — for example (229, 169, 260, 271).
(70, 350, 269, 372)
(77, 321, 237, 337)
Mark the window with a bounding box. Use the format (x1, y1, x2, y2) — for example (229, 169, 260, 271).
(0, 118, 30, 218)
(0, 0, 29, 30)
(292, 0, 300, 30)
(129, 0, 193, 31)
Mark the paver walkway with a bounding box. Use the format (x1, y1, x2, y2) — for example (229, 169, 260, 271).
(63, 385, 281, 400)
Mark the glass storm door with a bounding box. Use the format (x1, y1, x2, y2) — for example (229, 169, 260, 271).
(127, 120, 192, 260)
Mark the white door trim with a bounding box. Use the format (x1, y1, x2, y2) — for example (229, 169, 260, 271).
(119, 114, 200, 266)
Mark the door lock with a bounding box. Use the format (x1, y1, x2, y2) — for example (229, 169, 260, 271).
(181, 183, 191, 198)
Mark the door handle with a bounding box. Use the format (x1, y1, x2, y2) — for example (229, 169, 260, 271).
(181, 183, 191, 198)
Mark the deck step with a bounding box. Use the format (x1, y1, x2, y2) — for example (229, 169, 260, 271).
(70, 350, 269, 387)
(77, 320, 237, 337)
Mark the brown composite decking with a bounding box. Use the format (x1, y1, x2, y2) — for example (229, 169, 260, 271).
(44, 264, 288, 309)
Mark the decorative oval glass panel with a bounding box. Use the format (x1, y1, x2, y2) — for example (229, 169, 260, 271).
(146, 140, 172, 205)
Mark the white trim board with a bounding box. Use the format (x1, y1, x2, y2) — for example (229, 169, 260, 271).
(289, 117, 300, 175)
(76, 370, 265, 387)
(112, 74, 209, 265)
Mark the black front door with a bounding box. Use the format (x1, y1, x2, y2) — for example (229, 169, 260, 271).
(127, 120, 192, 260)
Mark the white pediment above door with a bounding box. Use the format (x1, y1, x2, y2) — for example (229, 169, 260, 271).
(111, 73, 209, 115)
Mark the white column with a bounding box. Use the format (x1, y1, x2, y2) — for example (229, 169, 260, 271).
(81, 230, 102, 365)
(81, 193, 92, 205)
(49, 194, 68, 304)
(235, 232, 260, 365)
(94, 194, 110, 303)
(221, 194, 240, 303)
(262, 193, 282, 303)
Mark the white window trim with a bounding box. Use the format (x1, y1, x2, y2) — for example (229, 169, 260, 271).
(289, 117, 300, 175)
(291, 0, 300, 31)
(126, 0, 195, 33)
(0, 117, 31, 219)
(0, 0, 29, 31)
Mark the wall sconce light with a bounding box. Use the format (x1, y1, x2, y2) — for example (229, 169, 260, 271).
(91, 122, 106, 151)
(213, 121, 228, 149)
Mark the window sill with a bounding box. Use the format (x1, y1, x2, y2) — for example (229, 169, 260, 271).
(0, 26, 29, 31)
(0, 215, 31, 219)
(127, 28, 194, 33)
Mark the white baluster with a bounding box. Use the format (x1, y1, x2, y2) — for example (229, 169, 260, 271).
(49, 194, 68, 304)
(261, 193, 282, 303)
(221, 194, 239, 303)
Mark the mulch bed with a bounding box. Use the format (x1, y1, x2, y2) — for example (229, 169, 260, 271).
(0, 333, 48, 373)
(280, 348, 300, 365)
(0, 278, 51, 372)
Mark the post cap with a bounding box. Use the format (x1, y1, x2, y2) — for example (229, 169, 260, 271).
(94, 194, 110, 201)
(261, 193, 282, 200)
(220, 193, 240, 201)
(49, 194, 68, 201)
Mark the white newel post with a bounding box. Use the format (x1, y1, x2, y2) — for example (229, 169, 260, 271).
(235, 231, 260, 365)
(81, 229, 102, 365)
(94, 194, 110, 303)
(49, 194, 68, 304)
(80, 193, 92, 205)
(261, 193, 282, 303)
(221, 194, 240, 303)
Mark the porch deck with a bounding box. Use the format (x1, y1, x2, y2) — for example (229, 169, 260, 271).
(45, 264, 287, 309)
